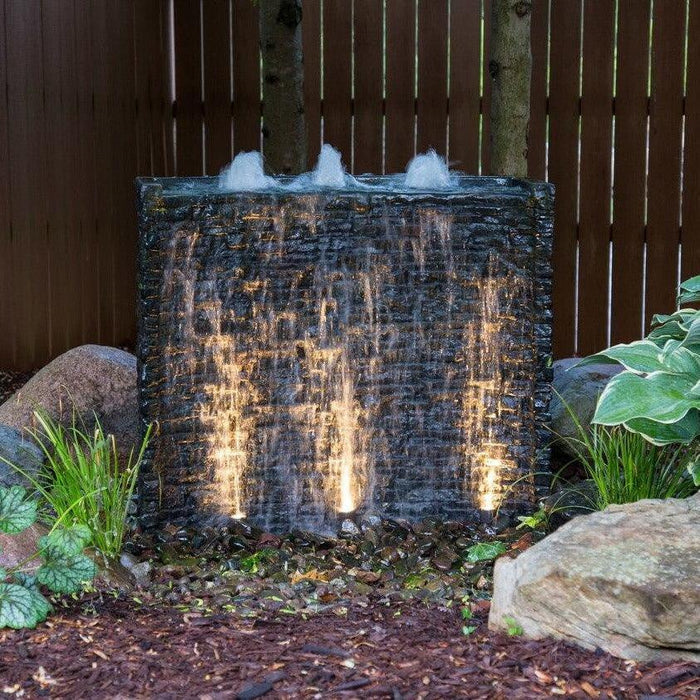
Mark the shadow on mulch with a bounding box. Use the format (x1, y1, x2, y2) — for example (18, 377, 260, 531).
(0, 370, 34, 404)
(0, 596, 697, 699)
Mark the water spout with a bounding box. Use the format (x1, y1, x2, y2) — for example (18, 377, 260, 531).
(405, 150, 453, 189)
(312, 144, 349, 188)
(219, 151, 275, 191)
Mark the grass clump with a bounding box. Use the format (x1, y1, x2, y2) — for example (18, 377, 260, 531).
(567, 423, 696, 510)
(2, 410, 152, 559)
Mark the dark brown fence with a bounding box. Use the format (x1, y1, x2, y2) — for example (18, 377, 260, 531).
(0, 0, 697, 370)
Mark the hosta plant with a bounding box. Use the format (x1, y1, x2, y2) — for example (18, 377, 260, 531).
(0, 485, 97, 629)
(577, 275, 700, 448)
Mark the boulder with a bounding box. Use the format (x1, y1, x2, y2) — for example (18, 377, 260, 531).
(0, 345, 139, 464)
(0, 522, 46, 572)
(489, 494, 700, 662)
(550, 358, 623, 456)
(0, 424, 44, 488)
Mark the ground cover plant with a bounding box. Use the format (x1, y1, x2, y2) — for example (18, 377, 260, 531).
(1, 410, 152, 560)
(0, 485, 97, 629)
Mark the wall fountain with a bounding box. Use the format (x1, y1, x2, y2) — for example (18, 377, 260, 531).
(136, 148, 553, 533)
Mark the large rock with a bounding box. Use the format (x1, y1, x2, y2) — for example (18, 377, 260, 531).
(550, 358, 623, 455)
(0, 424, 44, 488)
(0, 522, 46, 572)
(0, 345, 139, 464)
(489, 494, 700, 662)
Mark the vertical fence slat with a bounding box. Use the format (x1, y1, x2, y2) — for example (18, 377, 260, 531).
(527, 0, 548, 180)
(0, 0, 13, 367)
(611, 0, 650, 344)
(577, 0, 614, 355)
(6, 0, 49, 367)
(322, 0, 352, 162)
(385, 0, 416, 172)
(682, 1, 700, 281)
(549, 0, 582, 358)
(448, 0, 481, 173)
(92, 1, 119, 344)
(480, 0, 492, 173)
(112, 0, 138, 347)
(135, 0, 164, 175)
(416, 0, 448, 155)
(645, 0, 685, 326)
(203, 0, 232, 174)
(43, 0, 80, 355)
(74, 0, 99, 349)
(174, 0, 203, 175)
(353, 0, 383, 174)
(232, 0, 260, 152)
(303, 0, 322, 167)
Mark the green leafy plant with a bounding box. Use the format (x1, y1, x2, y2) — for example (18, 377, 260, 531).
(0, 485, 97, 629)
(567, 424, 696, 509)
(515, 507, 549, 531)
(502, 615, 523, 636)
(1, 410, 152, 559)
(464, 541, 507, 563)
(576, 275, 700, 446)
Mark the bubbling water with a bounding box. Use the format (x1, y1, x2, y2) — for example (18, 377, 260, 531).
(405, 150, 454, 189)
(218, 145, 457, 192)
(312, 144, 348, 187)
(219, 151, 275, 191)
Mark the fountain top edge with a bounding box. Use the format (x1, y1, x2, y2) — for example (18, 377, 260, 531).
(136, 175, 554, 202)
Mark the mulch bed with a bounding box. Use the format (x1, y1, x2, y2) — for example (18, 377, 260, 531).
(0, 370, 33, 404)
(0, 596, 697, 699)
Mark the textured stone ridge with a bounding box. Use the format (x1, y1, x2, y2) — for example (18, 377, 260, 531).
(489, 494, 700, 663)
(136, 176, 553, 533)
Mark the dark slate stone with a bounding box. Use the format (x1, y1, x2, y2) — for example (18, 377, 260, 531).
(135, 176, 554, 534)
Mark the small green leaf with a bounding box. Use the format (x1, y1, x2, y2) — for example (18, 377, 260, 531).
(461, 606, 472, 620)
(462, 625, 477, 636)
(12, 574, 51, 621)
(688, 459, 700, 487)
(37, 553, 97, 594)
(0, 486, 37, 534)
(465, 541, 507, 563)
(0, 583, 43, 629)
(503, 616, 523, 636)
(678, 275, 700, 305)
(43, 524, 92, 557)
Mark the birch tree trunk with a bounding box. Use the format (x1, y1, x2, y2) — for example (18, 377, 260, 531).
(489, 0, 532, 178)
(259, 0, 306, 174)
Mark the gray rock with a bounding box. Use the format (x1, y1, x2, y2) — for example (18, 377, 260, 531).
(489, 493, 700, 662)
(0, 424, 45, 488)
(0, 345, 139, 465)
(339, 519, 360, 537)
(550, 358, 623, 455)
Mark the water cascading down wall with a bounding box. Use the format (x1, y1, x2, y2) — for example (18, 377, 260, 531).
(136, 176, 554, 533)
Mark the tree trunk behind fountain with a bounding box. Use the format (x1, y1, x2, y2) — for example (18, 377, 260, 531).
(136, 176, 553, 534)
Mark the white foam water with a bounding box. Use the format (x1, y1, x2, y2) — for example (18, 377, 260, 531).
(311, 144, 349, 187)
(405, 150, 454, 189)
(219, 151, 275, 191)
(217, 146, 457, 193)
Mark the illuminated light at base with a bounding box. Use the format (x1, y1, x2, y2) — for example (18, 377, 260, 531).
(461, 255, 527, 515)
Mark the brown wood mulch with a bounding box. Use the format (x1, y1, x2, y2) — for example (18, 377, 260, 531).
(0, 597, 697, 699)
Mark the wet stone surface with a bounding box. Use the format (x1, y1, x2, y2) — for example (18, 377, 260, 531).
(123, 515, 537, 618)
(136, 177, 554, 533)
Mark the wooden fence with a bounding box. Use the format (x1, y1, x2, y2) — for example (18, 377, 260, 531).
(0, 0, 698, 370)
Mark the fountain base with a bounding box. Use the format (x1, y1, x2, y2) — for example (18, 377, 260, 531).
(136, 175, 553, 534)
